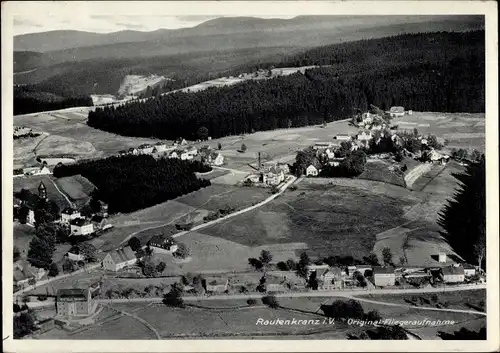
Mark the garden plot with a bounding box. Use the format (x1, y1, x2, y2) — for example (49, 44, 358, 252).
(55, 175, 95, 207)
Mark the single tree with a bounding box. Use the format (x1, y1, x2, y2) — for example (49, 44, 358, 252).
(13, 311, 36, 339)
(276, 261, 289, 271)
(262, 295, 279, 308)
(217, 142, 222, 150)
(382, 247, 393, 266)
(48, 263, 59, 277)
(197, 126, 209, 140)
(128, 236, 142, 252)
(156, 261, 166, 273)
(17, 205, 30, 224)
(240, 143, 247, 152)
(259, 250, 273, 266)
(27, 235, 56, 270)
(174, 242, 190, 259)
(163, 283, 184, 307)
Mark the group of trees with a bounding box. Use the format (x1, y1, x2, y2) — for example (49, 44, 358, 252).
(248, 250, 273, 271)
(14, 85, 93, 115)
(87, 31, 484, 140)
(53, 155, 211, 214)
(321, 299, 381, 323)
(438, 155, 486, 269)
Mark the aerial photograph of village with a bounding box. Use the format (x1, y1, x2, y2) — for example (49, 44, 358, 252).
(8, 3, 490, 343)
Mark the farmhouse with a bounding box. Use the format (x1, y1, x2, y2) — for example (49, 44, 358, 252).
(148, 234, 178, 253)
(56, 288, 96, 317)
(463, 264, 476, 277)
(306, 165, 319, 176)
(389, 106, 405, 117)
(442, 265, 465, 283)
(153, 141, 168, 153)
(13, 260, 46, 287)
(128, 147, 139, 155)
(138, 144, 154, 154)
(66, 250, 85, 262)
(335, 134, 352, 141)
(319, 267, 343, 290)
(185, 146, 198, 157)
(265, 167, 285, 186)
(70, 218, 94, 236)
(203, 277, 229, 293)
(373, 266, 396, 287)
(61, 208, 81, 224)
(210, 152, 224, 166)
(357, 131, 373, 141)
(102, 246, 139, 271)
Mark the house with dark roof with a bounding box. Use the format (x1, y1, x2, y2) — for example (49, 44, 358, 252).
(137, 144, 154, 154)
(70, 218, 94, 236)
(61, 207, 81, 224)
(56, 288, 95, 317)
(442, 265, 465, 283)
(373, 266, 396, 287)
(319, 267, 343, 290)
(148, 234, 178, 254)
(102, 246, 140, 271)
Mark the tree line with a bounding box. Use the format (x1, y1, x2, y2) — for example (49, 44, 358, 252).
(14, 85, 93, 115)
(87, 30, 484, 140)
(53, 155, 211, 213)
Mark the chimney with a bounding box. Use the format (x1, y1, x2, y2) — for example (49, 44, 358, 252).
(438, 253, 447, 263)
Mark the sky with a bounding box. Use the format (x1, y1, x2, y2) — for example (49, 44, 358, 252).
(10, 2, 298, 36)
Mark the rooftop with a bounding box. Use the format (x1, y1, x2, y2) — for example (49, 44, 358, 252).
(442, 266, 465, 275)
(389, 106, 405, 113)
(373, 266, 395, 275)
(57, 288, 88, 300)
(62, 207, 79, 215)
(70, 218, 90, 227)
(149, 234, 175, 246)
(109, 246, 136, 264)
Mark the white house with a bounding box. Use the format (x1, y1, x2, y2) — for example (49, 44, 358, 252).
(66, 251, 85, 262)
(389, 106, 405, 117)
(463, 264, 476, 277)
(306, 165, 318, 176)
(70, 218, 94, 236)
(179, 150, 193, 160)
(137, 144, 154, 154)
(169, 151, 179, 159)
(373, 266, 396, 287)
(102, 246, 140, 272)
(442, 265, 465, 283)
(61, 208, 81, 224)
(357, 131, 373, 141)
(335, 134, 352, 141)
(27, 209, 36, 226)
(210, 152, 224, 166)
(266, 167, 285, 186)
(153, 142, 168, 153)
(128, 148, 139, 155)
(33, 166, 51, 176)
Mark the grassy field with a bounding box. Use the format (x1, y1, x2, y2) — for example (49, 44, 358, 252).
(54, 175, 95, 207)
(358, 160, 406, 187)
(200, 183, 416, 261)
(356, 289, 486, 312)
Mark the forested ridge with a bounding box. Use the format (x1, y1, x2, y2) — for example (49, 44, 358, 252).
(14, 85, 93, 115)
(87, 31, 484, 140)
(53, 155, 211, 213)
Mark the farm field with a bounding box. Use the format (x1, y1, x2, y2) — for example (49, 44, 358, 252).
(357, 160, 406, 187)
(54, 175, 95, 207)
(200, 183, 416, 261)
(356, 289, 486, 312)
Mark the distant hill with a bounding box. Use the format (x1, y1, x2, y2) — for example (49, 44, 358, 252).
(15, 15, 484, 54)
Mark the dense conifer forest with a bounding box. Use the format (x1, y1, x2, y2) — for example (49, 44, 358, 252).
(14, 86, 93, 115)
(87, 31, 484, 139)
(53, 155, 211, 213)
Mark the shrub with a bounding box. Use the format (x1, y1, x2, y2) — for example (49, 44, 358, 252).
(262, 295, 279, 308)
(240, 143, 247, 152)
(248, 258, 263, 270)
(247, 298, 258, 306)
(48, 263, 59, 277)
(276, 261, 289, 271)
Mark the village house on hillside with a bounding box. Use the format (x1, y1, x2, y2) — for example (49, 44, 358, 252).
(153, 141, 168, 153)
(61, 208, 81, 224)
(56, 285, 99, 317)
(442, 265, 465, 283)
(13, 260, 46, 287)
(335, 134, 352, 141)
(203, 277, 229, 293)
(70, 218, 94, 236)
(137, 144, 154, 154)
(389, 106, 405, 117)
(102, 246, 140, 272)
(23, 165, 51, 176)
(356, 131, 373, 142)
(319, 267, 343, 290)
(306, 165, 319, 176)
(373, 266, 396, 287)
(14, 126, 32, 138)
(148, 234, 178, 253)
(128, 147, 139, 155)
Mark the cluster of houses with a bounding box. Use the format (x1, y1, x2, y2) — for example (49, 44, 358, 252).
(14, 125, 35, 138)
(13, 181, 111, 236)
(17, 165, 51, 177)
(246, 160, 289, 186)
(118, 140, 225, 166)
(306, 253, 479, 290)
